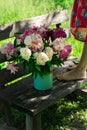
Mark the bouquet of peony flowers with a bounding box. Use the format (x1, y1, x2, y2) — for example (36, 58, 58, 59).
(0, 26, 72, 76)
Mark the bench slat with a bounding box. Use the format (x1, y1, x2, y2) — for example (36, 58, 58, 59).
(0, 10, 68, 41)
(0, 53, 7, 63)
(0, 63, 30, 88)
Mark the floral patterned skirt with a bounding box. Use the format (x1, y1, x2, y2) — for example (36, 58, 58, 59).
(70, 0, 87, 42)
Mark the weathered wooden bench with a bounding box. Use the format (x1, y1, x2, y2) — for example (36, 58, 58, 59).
(0, 124, 17, 130)
(0, 10, 87, 130)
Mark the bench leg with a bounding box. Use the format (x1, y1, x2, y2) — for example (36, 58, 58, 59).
(4, 103, 14, 126)
(26, 113, 41, 130)
(0, 100, 13, 126)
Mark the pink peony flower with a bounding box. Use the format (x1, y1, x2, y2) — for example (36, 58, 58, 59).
(24, 33, 44, 52)
(52, 38, 65, 53)
(0, 43, 18, 59)
(7, 63, 19, 74)
(15, 27, 40, 43)
(59, 45, 72, 60)
(16, 26, 52, 43)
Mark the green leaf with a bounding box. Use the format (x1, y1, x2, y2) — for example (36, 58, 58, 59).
(35, 65, 41, 72)
(14, 39, 17, 48)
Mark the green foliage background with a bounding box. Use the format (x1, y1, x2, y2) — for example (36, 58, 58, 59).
(0, 0, 73, 25)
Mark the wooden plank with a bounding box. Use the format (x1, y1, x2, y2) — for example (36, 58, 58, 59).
(0, 53, 7, 63)
(0, 66, 87, 116)
(0, 124, 17, 130)
(0, 63, 30, 88)
(3, 101, 14, 126)
(26, 114, 33, 130)
(26, 113, 41, 130)
(0, 10, 68, 41)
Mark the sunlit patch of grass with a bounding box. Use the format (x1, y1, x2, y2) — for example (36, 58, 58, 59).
(0, 37, 15, 47)
(82, 82, 87, 88)
(42, 97, 87, 130)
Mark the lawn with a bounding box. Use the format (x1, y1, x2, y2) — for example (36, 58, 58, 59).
(0, 0, 87, 130)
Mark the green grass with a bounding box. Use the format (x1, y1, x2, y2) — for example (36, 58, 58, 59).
(0, 0, 73, 24)
(65, 36, 83, 58)
(0, 0, 63, 25)
(0, 0, 87, 130)
(42, 96, 87, 130)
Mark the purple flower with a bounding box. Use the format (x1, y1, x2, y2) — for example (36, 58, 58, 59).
(39, 26, 52, 41)
(23, 27, 41, 40)
(16, 27, 40, 41)
(52, 28, 67, 41)
(59, 45, 72, 60)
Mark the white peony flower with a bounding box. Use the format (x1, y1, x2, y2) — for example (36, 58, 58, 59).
(16, 39, 21, 45)
(36, 52, 49, 65)
(20, 47, 31, 60)
(53, 38, 65, 53)
(24, 35, 32, 46)
(45, 47, 53, 61)
(24, 33, 44, 52)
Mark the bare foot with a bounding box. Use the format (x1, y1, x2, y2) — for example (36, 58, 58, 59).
(57, 67, 86, 81)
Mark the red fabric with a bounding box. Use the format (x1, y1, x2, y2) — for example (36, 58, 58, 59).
(70, 0, 87, 42)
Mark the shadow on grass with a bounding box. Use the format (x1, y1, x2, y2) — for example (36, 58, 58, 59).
(42, 96, 87, 130)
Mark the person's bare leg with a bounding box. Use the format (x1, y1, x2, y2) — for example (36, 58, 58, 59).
(57, 42, 87, 81)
